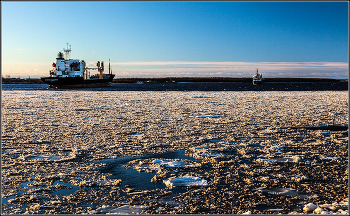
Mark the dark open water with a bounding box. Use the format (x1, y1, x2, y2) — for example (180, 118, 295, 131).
(1, 81, 348, 91)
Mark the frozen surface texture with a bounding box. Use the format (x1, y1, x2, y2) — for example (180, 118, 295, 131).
(1, 90, 348, 214)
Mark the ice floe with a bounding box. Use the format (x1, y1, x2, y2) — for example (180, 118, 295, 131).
(88, 205, 147, 214)
(259, 187, 298, 196)
(124, 157, 200, 173)
(303, 203, 317, 213)
(256, 155, 301, 164)
(195, 115, 218, 118)
(163, 175, 209, 187)
(151, 159, 190, 168)
(109, 205, 148, 214)
(19, 153, 76, 163)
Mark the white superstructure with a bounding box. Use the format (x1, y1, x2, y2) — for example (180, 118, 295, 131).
(49, 43, 105, 79)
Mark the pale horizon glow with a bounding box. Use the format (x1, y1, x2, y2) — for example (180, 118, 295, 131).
(2, 61, 347, 79)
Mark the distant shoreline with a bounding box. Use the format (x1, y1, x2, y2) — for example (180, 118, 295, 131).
(1, 77, 348, 84)
(112, 77, 348, 83)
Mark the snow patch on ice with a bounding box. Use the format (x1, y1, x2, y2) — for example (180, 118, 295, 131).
(152, 159, 190, 168)
(303, 203, 317, 212)
(320, 156, 339, 161)
(20, 153, 76, 163)
(256, 156, 301, 164)
(259, 187, 298, 196)
(30, 155, 61, 161)
(109, 205, 148, 214)
(195, 115, 218, 118)
(128, 133, 143, 137)
(163, 175, 208, 187)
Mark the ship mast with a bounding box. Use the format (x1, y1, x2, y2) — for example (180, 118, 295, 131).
(63, 43, 72, 72)
(109, 59, 111, 74)
(63, 43, 71, 60)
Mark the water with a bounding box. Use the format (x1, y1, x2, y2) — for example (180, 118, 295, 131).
(2, 82, 201, 91)
(96, 150, 196, 191)
(2, 80, 348, 91)
(2, 83, 120, 91)
(2, 83, 182, 91)
(51, 181, 81, 197)
(2, 83, 49, 91)
(1, 180, 80, 204)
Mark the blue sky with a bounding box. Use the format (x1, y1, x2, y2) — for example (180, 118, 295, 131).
(1, 1, 348, 78)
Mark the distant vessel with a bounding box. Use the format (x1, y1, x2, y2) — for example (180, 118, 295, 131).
(41, 43, 115, 88)
(252, 68, 263, 85)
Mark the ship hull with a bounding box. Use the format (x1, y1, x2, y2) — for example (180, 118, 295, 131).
(252, 80, 263, 85)
(41, 75, 115, 89)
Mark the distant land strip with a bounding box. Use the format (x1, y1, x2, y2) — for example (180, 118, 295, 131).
(112, 77, 347, 83)
(2, 77, 347, 84)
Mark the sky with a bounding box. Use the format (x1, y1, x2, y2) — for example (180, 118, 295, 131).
(1, 1, 349, 79)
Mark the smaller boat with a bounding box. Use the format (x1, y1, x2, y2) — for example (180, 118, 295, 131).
(252, 68, 263, 85)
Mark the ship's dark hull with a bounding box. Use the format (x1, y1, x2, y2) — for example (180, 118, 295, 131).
(41, 75, 115, 89)
(252, 80, 263, 85)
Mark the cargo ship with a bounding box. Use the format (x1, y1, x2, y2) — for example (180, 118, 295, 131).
(41, 43, 115, 88)
(252, 68, 263, 85)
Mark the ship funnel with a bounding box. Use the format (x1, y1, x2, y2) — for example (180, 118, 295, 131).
(57, 52, 64, 59)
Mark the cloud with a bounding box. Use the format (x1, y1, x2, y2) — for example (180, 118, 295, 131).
(110, 61, 348, 78)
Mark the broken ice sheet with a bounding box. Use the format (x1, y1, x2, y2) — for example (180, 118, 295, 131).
(19, 153, 76, 163)
(256, 155, 301, 164)
(259, 188, 298, 196)
(151, 159, 191, 168)
(88, 205, 148, 214)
